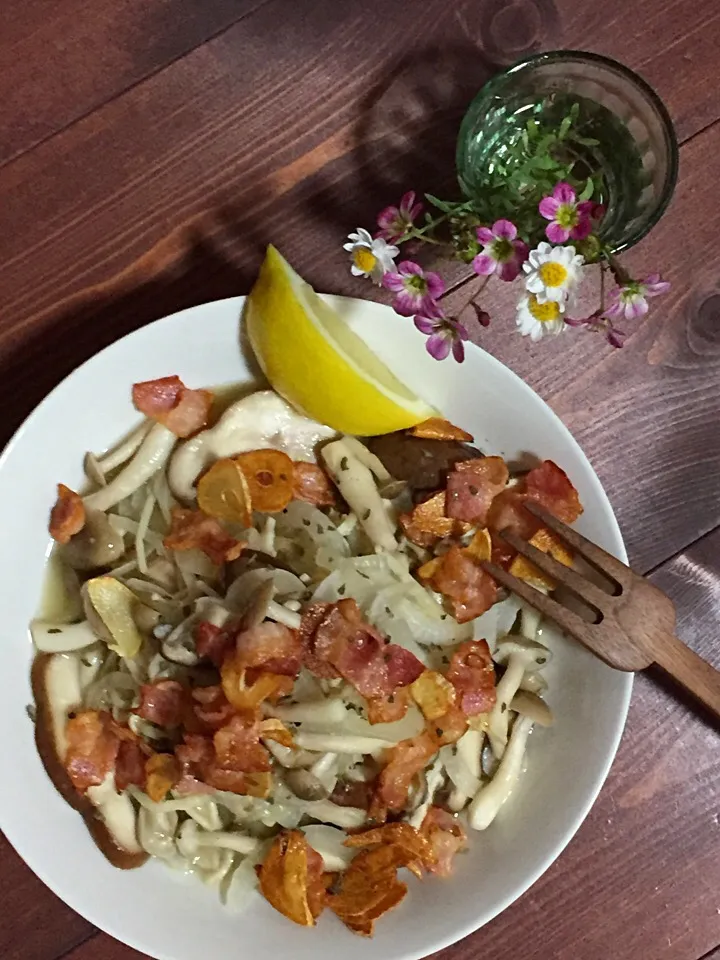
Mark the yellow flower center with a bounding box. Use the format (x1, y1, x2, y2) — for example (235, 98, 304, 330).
(353, 248, 377, 273)
(528, 295, 561, 323)
(538, 261, 568, 287)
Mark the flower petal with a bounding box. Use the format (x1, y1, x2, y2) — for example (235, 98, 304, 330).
(425, 272, 445, 298)
(472, 253, 497, 276)
(625, 296, 649, 320)
(498, 259, 521, 282)
(382, 272, 405, 293)
(546, 222, 571, 244)
(538, 196, 561, 221)
(376, 207, 398, 230)
(452, 339, 466, 362)
(553, 182, 576, 204)
(393, 291, 421, 316)
(492, 219, 517, 240)
(570, 218, 592, 240)
(426, 333, 451, 361)
(576, 201, 595, 218)
(414, 315, 438, 335)
(476, 227, 494, 245)
(398, 260, 424, 277)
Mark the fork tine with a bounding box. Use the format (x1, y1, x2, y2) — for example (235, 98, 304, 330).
(498, 527, 612, 613)
(524, 501, 631, 585)
(481, 560, 598, 649)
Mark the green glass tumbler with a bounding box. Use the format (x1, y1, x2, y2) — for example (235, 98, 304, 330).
(456, 51, 678, 252)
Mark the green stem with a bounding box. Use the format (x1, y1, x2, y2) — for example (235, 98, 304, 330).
(399, 213, 449, 245)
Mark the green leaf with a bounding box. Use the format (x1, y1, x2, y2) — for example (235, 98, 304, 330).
(578, 178, 594, 201)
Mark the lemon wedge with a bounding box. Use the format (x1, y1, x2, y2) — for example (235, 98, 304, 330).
(245, 246, 436, 435)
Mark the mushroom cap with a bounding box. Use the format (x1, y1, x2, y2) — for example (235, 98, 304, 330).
(493, 634, 550, 665)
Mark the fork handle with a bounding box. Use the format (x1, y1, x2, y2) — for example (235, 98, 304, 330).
(654, 634, 720, 720)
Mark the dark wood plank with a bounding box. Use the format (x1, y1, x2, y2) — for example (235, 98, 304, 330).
(0, 833, 93, 960)
(0, 0, 267, 164)
(32, 526, 720, 960)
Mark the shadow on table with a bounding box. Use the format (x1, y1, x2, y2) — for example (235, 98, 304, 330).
(0, 228, 267, 451)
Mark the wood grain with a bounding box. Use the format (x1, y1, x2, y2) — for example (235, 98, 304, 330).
(0, 834, 93, 960)
(0, 0, 268, 165)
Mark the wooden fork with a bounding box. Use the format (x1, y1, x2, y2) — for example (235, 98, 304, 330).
(482, 501, 720, 719)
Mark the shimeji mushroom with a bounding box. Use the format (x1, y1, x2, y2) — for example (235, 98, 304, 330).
(177, 820, 260, 860)
(167, 390, 335, 501)
(321, 439, 398, 552)
(84, 424, 177, 512)
(62, 510, 126, 571)
(488, 635, 551, 758)
(468, 715, 535, 830)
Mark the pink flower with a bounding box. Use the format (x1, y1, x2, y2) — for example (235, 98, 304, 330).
(564, 310, 627, 348)
(538, 182, 594, 243)
(382, 260, 445, 316)
(376, 191, 423, 242)
(472, 219, 529, 282)
(414, 304, 468, 363)
(605, 273, 671, 321)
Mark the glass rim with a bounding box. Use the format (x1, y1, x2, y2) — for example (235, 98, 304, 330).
(460, 49, 679, 252)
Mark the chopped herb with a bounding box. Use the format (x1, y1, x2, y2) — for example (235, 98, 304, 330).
(441, 655, 449, 665)
(68, 711, 77, 720)
(451, 744, 458, 756)
(340, 457, 349, 471)
(501, 702, 507, 713)
(81, 657, 93, 667)
(337, 584, 346, 596)
(47, 628, 62, 635)
(388, 694, 395, 704)
(383, 653, 392, 662)
(362, 509, 372, 521)
(302, 518, 311, 527)
(25, 704, 36, 722)
(384, 605, 392, 617)
(317, 523, 325, 535)
(358, 571, 370, 580)
(469, 484, 478, 496)
(440, 614, 448, 621)
(537, 657, 547, 664)
(435, 727, 444, 737)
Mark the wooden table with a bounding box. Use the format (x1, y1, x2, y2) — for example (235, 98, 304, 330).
(2, 2, 719, 959)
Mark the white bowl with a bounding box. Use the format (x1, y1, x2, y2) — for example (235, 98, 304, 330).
(0, 295, 630, 960)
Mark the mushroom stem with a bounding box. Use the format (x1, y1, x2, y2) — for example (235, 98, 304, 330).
(447, 727, 483, 812)
(84, 424, 176, 512)
(322, 440, 397, 552)
(468, 715, 534, 830)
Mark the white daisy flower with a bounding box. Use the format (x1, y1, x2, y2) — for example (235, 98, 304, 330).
(523, 241, 584, 304)
(516, 293, 566, 342)
(343, 227, 398, 284)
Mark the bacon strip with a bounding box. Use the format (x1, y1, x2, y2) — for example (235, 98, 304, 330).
(49, 484, 86, 544)
(423, 546, 498, 623)
(163, 507, 246, 565)
(137, 679, 185, 728)
(375, 730, 438, 813)
(524, 459, 583, 523)
(236, 622, 303, 676)
(445, 456, 509, 524)
(420, 806, 467, 877)
(445, 640, 496, 715)
(64, 710, 120, 793)
(305, 600, 424, 698)
(213, 714, 271, 773)
(292, 461, 337, 507)
(115, 739, 148, 792)
(194, 621, 234, 667)
(132, 375, 213, 438)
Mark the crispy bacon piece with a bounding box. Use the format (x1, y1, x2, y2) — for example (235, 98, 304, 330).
(307, 599, 424, 698)
(426, 545, 498, 623)
(137, 679, 184, 728)
(298, 603, 342, 680)
(163, 507, 246, 565)
(202, 767, 272, 797)
(194, 621, 233, 667)
(508, 526, 574, 590)
(190, 685, 236, 731)
(345, 822, 437, 876)
(258, 830, 327, 926)
(408, 418, 473, 443)
(175, 733, 215, 776)
(420, 806, 467, 877)
(144, 753, 181, 802)
(64, 710, 119, 793)
(236, 621, 303, 676)
(399, 491, 470, 548)
(366, 688, 410, 725)
(330, 779, 374, 810)
(49, 484, 85, 544)
(213, 714, 271, 773)
(446, 639, 496, 716)
(432, 704, 468, 745)
(375, 730, 438, 813)
(132, 375, 213, 438)
(326, 842, 411, 935)
(292, 461, 337, 507)
(115, 739, 147, 791)
(174, 728, 271, 797)
(446, 456, 509, 524)
(524, 459, 583, 523)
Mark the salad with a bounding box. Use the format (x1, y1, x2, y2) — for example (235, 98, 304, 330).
(31, 375, 582, 936)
